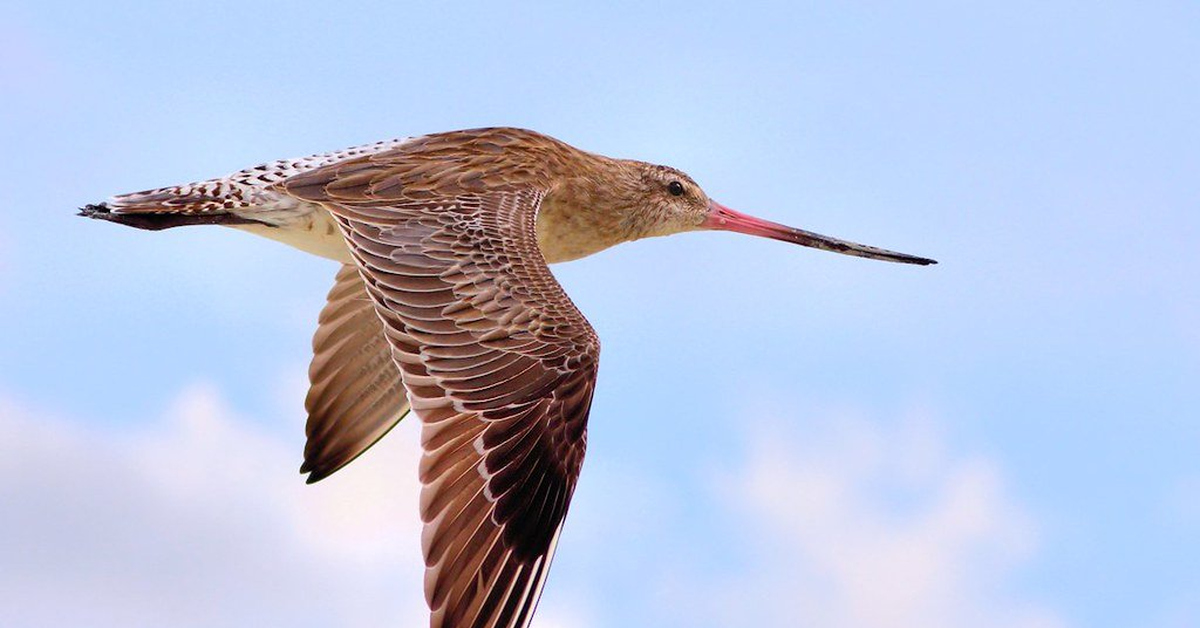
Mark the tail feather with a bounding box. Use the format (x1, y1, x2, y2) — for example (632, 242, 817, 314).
(78, 201, 259, 231)
(79, 136, 416, 232)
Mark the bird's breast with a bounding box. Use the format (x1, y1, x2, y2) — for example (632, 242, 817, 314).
(534, 201, 623, 264)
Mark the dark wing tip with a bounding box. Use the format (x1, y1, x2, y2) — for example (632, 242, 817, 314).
(299, 414, 411, 486)
(300, 457, 334, 484)
(300, 463, 330, 485)
(304, 472, 328, 485)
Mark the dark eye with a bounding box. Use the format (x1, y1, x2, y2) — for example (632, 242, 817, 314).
(667, 181, 685, 196)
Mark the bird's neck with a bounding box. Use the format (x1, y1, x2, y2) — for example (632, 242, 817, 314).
(535, 172, 641, 264)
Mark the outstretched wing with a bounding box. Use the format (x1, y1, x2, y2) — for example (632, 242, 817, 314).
(282, 163, 598, 628)
(302, 264, 410, 483)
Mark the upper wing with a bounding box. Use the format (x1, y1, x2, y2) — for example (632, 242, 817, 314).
(282, 165, 598, 628)
(302, 264, 410, 483)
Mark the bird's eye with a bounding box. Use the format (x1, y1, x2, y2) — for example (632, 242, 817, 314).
(667, 181, 685, 196)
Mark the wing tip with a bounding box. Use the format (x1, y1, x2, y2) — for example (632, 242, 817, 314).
(304, 474, 326, 485)
(300, 459, 332, 484)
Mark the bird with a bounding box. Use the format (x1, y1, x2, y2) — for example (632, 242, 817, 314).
(81, 127, 936, 628)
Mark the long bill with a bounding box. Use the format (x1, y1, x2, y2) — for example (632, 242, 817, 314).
(703, 201, 937, 266)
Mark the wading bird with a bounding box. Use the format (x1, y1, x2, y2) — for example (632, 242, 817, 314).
(82, 127, 935, 628)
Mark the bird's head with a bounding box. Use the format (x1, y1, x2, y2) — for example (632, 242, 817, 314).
(618, 160, 937, 266)
(615, 162, 712, 239)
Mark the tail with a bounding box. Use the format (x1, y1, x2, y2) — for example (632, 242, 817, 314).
(78, 202, 260, 231)
(79, 136, 417, 232)
(78, 180, 265, 231)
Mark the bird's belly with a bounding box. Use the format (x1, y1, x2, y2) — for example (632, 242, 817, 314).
(232, 207, 353, 263)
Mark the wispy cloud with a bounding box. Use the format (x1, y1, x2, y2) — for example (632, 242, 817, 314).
(0, 385, 1069, 628)
(0, 384, 431, 628)
(670, 407, 1067, 628)
(0, 383, 599, 628)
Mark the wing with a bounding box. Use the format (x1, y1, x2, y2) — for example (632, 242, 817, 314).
(302, 264, 411, 483)
(282, 165, 598, 628)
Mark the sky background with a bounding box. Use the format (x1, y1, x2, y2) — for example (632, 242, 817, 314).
(1, 2, 1198, 627)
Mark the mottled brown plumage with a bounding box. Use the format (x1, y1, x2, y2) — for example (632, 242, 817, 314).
(82, 127, 935, 628)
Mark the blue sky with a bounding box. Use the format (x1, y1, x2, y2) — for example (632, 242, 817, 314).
(2, 2, 1197, 627)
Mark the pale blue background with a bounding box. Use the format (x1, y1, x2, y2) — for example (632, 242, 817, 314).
(1, 2, 1197, 628)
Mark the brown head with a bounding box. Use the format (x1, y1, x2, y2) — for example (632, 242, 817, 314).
(547, 154, 937, 266)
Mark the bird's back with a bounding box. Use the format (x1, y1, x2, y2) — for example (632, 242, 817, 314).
(106, 137, 417, 215)
(83, 127, 621, 263)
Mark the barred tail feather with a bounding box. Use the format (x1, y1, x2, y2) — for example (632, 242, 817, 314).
(79, 136, 416, 234)
(77, 202, 258, 231)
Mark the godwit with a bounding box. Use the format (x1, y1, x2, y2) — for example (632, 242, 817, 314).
(81, 127, 935, 628)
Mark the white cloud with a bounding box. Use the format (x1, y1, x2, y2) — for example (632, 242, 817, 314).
(0, 384, 1063, 628)
(0, 384, 430, 628)
(0, 383, 596, 628)
(671, 409, 1068, 628)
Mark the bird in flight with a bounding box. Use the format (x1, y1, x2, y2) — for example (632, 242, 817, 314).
(81, 127, 935, 628)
